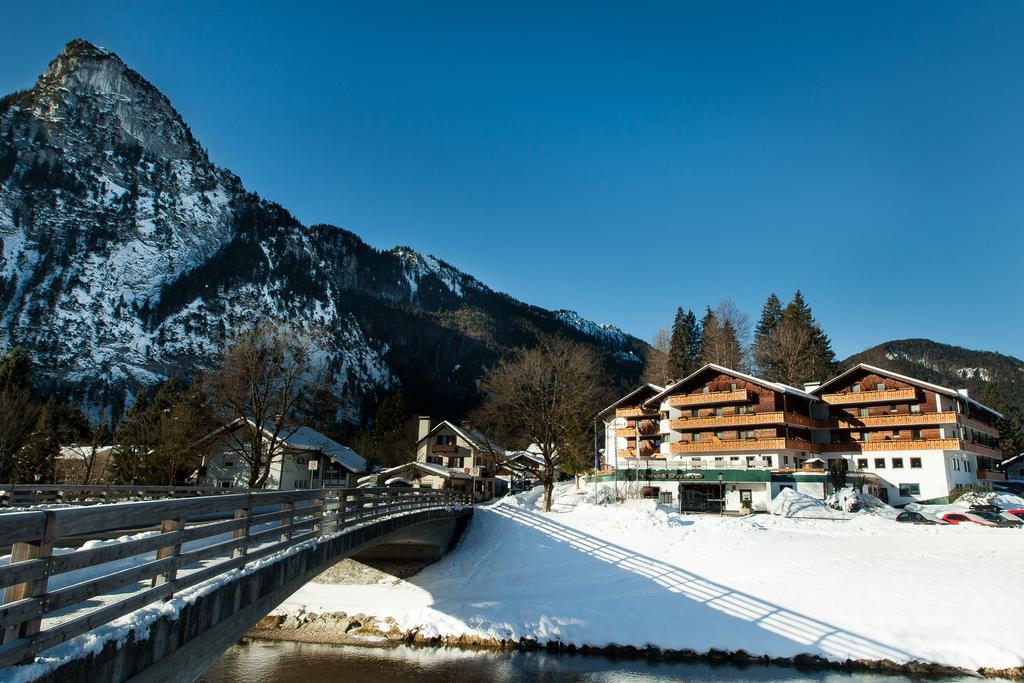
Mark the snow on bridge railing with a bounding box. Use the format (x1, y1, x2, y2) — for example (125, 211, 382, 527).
(0, 484, 252, 508)
(0, 487, 472, 669)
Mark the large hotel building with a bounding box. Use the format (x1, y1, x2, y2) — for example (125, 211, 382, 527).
(598, 363, 1004, 512)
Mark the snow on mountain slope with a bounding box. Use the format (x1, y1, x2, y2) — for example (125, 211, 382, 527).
(0, 40, 645, 420)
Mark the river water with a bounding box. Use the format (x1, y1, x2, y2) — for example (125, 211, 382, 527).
(199, 640, 996, 682)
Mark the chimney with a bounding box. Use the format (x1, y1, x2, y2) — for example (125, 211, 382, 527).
(417, 415, 431, 441)
(803, 381, 822, 392)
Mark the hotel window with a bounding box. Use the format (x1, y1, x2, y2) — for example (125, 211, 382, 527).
(739, 430, 755, 439)
(912, 429, 923, 439)
(730, 382, 738, 391)
(702, 385, 710, 394)
(892, 458, 904, 469)
(898, 483, 921, 497)
(783, 455, 790, 466)
(693, 433, 701, 443)
(436, 435, 453, 445)
(875, 382, 886, 391)
(863, 432, 871, 442)
(859, 408, 869, 417)
(910, 457, 922, 469)
(691, 409, 699, 418)
(874, 458, 885, 468)
(910, 403, 921, 414)
(889, 405, 898, 413)
(715, 407, 724, 417)
(851, 384, 861, 393)
(730, 456, 739, 461)
(965, 461, 971, 473)
(715, 431, 725, 440)
(953, 460, 960, 471)
(856, 458, 868, 469)
(737, 405, 751, 415)
(661, 411, 670, 420)
(893, 430, 902, 439)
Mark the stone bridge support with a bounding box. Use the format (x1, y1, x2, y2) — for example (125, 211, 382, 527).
(33, 507, 472, 683)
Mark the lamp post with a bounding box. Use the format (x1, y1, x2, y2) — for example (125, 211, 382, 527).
(718, 472, 724, 516)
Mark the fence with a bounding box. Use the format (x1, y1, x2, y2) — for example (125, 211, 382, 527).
(0, 487, 471, 668)
(0, 485, 252, 508)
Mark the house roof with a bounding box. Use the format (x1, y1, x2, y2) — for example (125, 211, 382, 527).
(598, 383, 665, 417)
(643, 364, 817, 407)
(1001, 453, 1023, 468)
(195, 418, 368, 473)
(811, 363, 1003, 418)
(357, 460, 472, 485)
(417, 420, 504, 453)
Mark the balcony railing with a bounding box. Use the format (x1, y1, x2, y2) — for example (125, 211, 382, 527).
(823, 438, 960, 453)
(961, 440, 1002, 459)
(617, 448, 662, 459)
(668, 411, 817, 430)
(820, 387, 919, 405)
(977, 469, 1007, 481)
(959, 414, 1001, 438)
(830, 411, 957, 429)
(432, 444, 458, 453)
(615, 407, 658, 418)
(665, 389, 755, 408)
(668, 438, 818, 454)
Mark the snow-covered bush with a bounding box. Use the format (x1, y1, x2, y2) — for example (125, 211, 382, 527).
(825, 487, 863, 512)
(584, 485, 616, 506)
(770, 488, 844, 518)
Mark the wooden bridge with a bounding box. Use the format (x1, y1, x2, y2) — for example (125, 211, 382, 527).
(0, 487, 473, 682)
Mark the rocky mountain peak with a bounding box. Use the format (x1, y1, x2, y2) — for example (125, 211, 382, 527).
(25, 39, 203, 163)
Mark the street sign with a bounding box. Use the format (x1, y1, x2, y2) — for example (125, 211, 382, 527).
(308, 460, 319, 471)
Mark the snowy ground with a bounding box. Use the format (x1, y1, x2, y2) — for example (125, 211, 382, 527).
(280, 483, 1024, 671)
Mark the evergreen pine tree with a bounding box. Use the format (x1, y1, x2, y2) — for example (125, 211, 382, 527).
(753, 293, 784, 379)
(668, 308, 699, 379)
(17, 398, 62, 483)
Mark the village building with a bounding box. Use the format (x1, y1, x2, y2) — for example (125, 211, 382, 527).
(597, 363, 1004, 511)
(1002, 453, 1024, 484)
(414, 417, 501, 501)
(54, 445, 116, 485)
(356, 461, 474, 495)
(195, 419, 367, 490)
(812, 364, 1005, 504)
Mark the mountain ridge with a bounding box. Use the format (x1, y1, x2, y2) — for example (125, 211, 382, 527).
(0, 39, 646, 424)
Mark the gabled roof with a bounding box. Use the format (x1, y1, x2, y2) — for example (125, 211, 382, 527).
(598, 383, 665, 417)
(1000, 452, 1023, 468)
(417, 420, 504, 453)
(811, 363, 1003, 418)
(195, 418, 368, 473)
(357, 460, 472, 485)
(643, 364, 817, 408)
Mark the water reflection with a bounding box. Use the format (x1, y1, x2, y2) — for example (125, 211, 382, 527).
(199, 640, 992, 683)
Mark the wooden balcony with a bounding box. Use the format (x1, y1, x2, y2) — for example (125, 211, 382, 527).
(820, 387, 919, 405)
(823, 438, 960, 453)
(616, 407, 658, 418)
(960, 414, 1000, 438)
(961, 440, 1002, 459)
(432, 444, 458, 453)
(668, 438, 817, 454)
(665, 389, 755, 408)
(977, 469, 1007, 482)
(668, 411, 816, 431)
(831, 411, 957, 429)
(617, 447, 662, 459)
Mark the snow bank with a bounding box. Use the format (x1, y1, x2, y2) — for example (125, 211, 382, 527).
(583, 485, 616, 506)
(770, 487, 846, 519)
(825, 487, 894, 515)
(280, 482, 1024, 671)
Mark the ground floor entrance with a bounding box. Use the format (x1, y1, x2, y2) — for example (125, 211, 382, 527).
(678, 482, 726, 513)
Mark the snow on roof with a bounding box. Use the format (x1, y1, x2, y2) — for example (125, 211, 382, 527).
(196, 418, 368, 473)
(58, 445, 115, 460)
(643, 364, 817, 407)
(812, 364, 1003, 418)
(419, 420, 504, 453)
(1001, 453, 1024, 468)
(375, 461, 473, 480)
(598, 383, 665, 417)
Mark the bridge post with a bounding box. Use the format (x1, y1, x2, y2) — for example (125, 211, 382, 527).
(152, 517, 185, 589)
(231, 494, 252, 561)
(2, 510, 56, 648)
(279, 501, 294, 542)
(311, 495, 324, 533)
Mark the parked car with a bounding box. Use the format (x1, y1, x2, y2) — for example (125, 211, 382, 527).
(1006, 509, 1024, 522)
(969, 504, 1004, 514)
(941, 512, 998, 527)
(972, 510, 1023, 527)
(896, 511, 942, 525)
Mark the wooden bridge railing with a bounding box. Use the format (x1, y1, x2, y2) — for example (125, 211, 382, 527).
(0, 487, 472, 669)
(0, 484, 252, 508)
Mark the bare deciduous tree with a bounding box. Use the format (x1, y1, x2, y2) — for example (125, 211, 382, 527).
(472, 334, 610, 512)
(204, 323, 329, 488)
(641, 327, 671, 386)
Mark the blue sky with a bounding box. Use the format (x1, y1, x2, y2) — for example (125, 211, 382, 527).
(3, 2, 1023, 359)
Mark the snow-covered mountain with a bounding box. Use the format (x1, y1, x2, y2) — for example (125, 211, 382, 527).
(0, 39, 644, 421)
